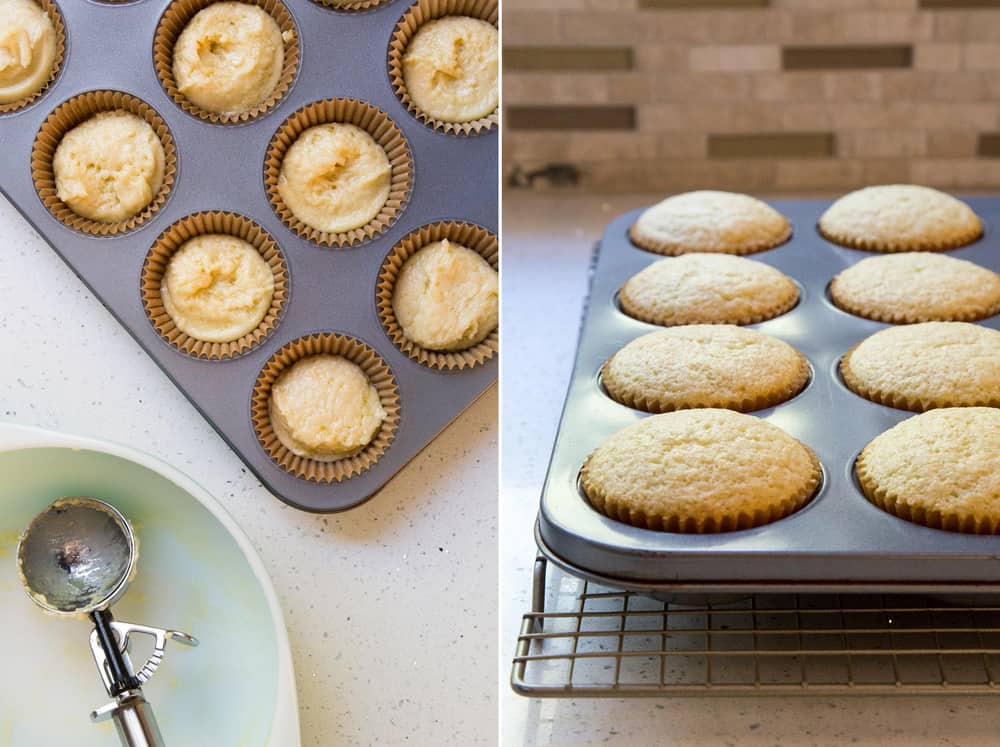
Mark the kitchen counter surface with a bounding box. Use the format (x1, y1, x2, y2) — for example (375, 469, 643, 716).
(500, 189, 1000, 747)
(0, 195, 497, 746)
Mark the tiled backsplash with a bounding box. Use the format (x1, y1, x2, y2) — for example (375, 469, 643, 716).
(503, 0, 1000, 192)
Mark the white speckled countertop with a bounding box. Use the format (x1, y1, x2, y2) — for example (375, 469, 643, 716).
(500, 189, 1000, 747)
(0, 196, 497, 746)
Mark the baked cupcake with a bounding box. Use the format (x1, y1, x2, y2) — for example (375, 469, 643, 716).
(161, 234, 275, 343)
(603, 325, 809, 414)
(401, 16, 498, 124)
(819, 185, 982, 252)
(830, 253, 1000, 324)
(0, 0, 57, 106)
(841, 322, 1000, 412)
(619, 253, 799, 327)
(856, 407, 1000, 534)
(172, 2, 286, 117)
(629, 191, 791, 256)
(392, 239, 498, 352)
(581, 409, 820, 533)
(53, 112, 166, 224)
(276, 123, 391, 234)
(269, 355, 387, 462)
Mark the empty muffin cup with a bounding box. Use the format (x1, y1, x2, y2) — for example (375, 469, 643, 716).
(252, 332, 401, 482)
(141, 211, 289, 360)
(0, 0, 65, 115)
(309, 0, 392, 11)
(153, 0, 300, 124)
(376, 221, 499, 370)
(388, 0, 499, 136)
(31, 90, 177, 236)
(264, 97, 412, 247)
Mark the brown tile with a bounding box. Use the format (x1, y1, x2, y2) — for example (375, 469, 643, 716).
(504, 47, 634, 71)
(783, 45, 912, 69)
(707, 132, 835, 158)
(920, 0, 1000, 7)
(638, 0, 769, 6)
(506, 106, 636, 130)
(978, 133, 1000, 157)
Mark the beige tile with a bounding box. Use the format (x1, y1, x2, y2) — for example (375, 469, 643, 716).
(753, 72, 828, 101)
(911, 158, 1000, 187)
(824, 71, 884, 99)
(920, 0, 1000, 7)
(785, 12, 931, 42)
(912, 43, 962, 70)
(690, 45, 781, 71)
(838, 129, 926, 157)
(930, 11, 967, 40)
(964, 43, 1000, 69)
(638, 0, 769, 7)
(862, 159, 913, 183)
(633, 45, 691, 69)
(910, 101, 997, 128)
(774, 0, 915, 7)
(653, 73, 754, 101)
(504, 11, 562, 45)
(639, 101, 783, 131)
(775, 159, 865, 188)
(928, 130, 978, 156)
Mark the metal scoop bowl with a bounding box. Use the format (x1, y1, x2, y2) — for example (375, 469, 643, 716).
(17, 497, 197, 747)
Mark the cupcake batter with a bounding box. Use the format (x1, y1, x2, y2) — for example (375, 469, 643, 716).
(0, 0, 56, 105)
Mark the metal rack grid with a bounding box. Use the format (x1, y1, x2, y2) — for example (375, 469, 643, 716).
(512, 558, 1000, 697)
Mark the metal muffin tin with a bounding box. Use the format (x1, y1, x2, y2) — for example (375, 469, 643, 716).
(0, 0, 497, 512)
(537, 197, 1000, 594)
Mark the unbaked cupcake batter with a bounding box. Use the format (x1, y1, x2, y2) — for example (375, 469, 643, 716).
(53, 111, 165, 223)
(173, 2, 285, 116)
(161, 234, 274, 343)
(392, 239, 498, 351)
(0, 0, 56, 105)
(402, 16, 498, 123)
(277, 123, 391, 234)
(269, 355, 386, 461)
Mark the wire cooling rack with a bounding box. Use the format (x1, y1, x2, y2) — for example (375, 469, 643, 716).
(512, 558, 1000, 697)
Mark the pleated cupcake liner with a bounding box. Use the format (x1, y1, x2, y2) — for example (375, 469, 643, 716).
(141, 211, 289, 360)
(0, 0, 65, 115)
(376, 220, 498, 370)
(31, 90, 176, 235)
(818, 222, 983, 253)
(153, 0, 300, 124)
(628, 222, 793, 257)
(251, 332, 400, 482)
(829, 278, 1000, 324)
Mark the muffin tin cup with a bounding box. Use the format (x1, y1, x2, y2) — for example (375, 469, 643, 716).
(141, 211, 289, 360)
(264, 97, 413, 247)
(376, 220, 499, 371)
(0, 0, 66, 115)
(310, 0, 393, 11)
(388, 0, 499, 137)
(30, 90, 177, 236)
(251, 332, 401, 483)
(153, 0, 300, 125)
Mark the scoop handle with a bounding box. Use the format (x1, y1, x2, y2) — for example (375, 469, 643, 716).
(92, 690, 166, 747)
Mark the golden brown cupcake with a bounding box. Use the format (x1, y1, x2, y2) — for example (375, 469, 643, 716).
(172, 2, 286, 117)
(619, 253, 799, 327)
(830, 253, 1000, 323)
(0, 0, 56, 105)
(841, 322, 1000, 412)
(402, 16, 498, 124)
(629, 191, 791, 256)
(581, 409, 821, 533)
(276, 123, 391, 234)
(819, 185, 982, 252)
(269, 355, 387, 462)
(856, 407, 1000, 534)
(161, 234, 275, 343)
(603, 325, 809, 413)
(53, 111, 165, 224)
(392, 238, 498, 352)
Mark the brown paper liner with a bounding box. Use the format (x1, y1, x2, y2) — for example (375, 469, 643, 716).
(31, 90, 176, 236)
(600, 351, 811, 414)
(856, 450, 1000, 535)
(153, 0, 299, 125)
(581, 447, 822, 534)
(817, 221, 982, 253)
(376, 221, 498, 370)
(264, 98, 413, 247)
(388, 0, 499, 136)
(251, 332, 400, 482)
(629, 221, 793, 257)
(0, 0, 65, 115)
(828, 277, 1000, 324)
(141, 211, 289, 360)
(839, 346, 1000, 413)
(309, 0, 392, 10)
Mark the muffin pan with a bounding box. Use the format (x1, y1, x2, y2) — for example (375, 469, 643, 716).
(537, 197, 1000, 593)
(0, 0, 497, 512)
